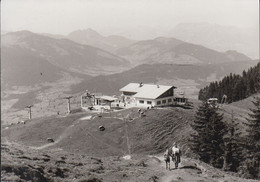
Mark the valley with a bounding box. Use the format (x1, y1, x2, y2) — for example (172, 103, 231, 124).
(1, 30, 258, 126)
(1, 73, 84, 125)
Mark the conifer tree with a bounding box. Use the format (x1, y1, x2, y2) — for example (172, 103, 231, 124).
(223, 111, 243, 172)
(190, 102, 227, 168)
(207, 106, 227, 168)
(190, 102, 212, 163)
(243, 97, 260, 179)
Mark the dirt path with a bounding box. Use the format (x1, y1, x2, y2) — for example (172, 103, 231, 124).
(151, 155, 240, 182)
(151, 155, 258, 182)
(154, 156, 206, 182)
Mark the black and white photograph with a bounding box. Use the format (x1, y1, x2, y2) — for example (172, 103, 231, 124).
(1, 0, 259, 181)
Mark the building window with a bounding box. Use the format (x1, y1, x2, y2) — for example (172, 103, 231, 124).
(162, 100, 166, 104)
(168, 98, 172, 102)
(147, 101, 152, 105)
(139, 100, 144, 104)
(157, 101, 161, 105)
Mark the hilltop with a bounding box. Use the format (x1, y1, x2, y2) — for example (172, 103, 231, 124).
(2, 95, 259, 181)
(4, 94, 258, 157)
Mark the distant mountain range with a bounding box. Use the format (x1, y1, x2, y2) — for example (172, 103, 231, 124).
(42, 29, 136, 54)
(1, 31, 130, 88)
(41, 24, 258, 60)
(2, 29, 258, 123)
(67, 29, 136, 54)
(168, 22, 259, 59)
(116, 37, 251, 65)
(2, 30, 255, 91)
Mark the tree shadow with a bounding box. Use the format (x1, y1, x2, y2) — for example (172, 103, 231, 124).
(178, 165, 202, 173)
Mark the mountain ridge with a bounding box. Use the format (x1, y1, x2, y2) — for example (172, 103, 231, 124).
(168, 22, 259, 59)
(1, 30, 130, 88)
(67, 29, 136, 53)
(116, 36, 251, 66)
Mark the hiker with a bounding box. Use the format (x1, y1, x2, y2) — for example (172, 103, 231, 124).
(170, 142, 181, 168)
(164, 149, 171, 170)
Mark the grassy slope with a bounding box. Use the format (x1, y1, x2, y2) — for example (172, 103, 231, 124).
(3, 142, 258, 182)
(2, 106, 195, 157)
(218, 93, 260, 135)
(3, 94, 259, 158)
(1, 142, 164, 182)
(2, 95, 260, 181)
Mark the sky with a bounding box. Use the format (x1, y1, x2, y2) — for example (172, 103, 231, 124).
(1, 0, 259, 39)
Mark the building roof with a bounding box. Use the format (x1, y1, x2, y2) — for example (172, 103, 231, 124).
(120, 83, 176, 99)
(95, 95, 117, 101)
(119, 83, 140, 93)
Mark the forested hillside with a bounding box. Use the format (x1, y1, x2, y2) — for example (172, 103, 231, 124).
(198, 62, 260, 102)
(196, 62, 260, 179)
(190, 96, 260, 179)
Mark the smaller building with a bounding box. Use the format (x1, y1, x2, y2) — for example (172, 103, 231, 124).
(94, 95, 118, 107)
(81, 92, 117, 111)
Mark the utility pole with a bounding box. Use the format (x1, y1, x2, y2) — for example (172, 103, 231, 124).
(64, 96, 73, 114)
(81, 95, 84, 108)
(124, 115, 131, 155)
(25, 105, 33, 120)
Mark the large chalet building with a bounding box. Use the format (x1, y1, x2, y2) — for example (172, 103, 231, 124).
(119, 82, 177, 107)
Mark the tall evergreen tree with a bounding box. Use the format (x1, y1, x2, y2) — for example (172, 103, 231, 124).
(223, 111, 243, 172)
(190, 102, 227, 168)
(190, 102, 212, 163)
(207, 106, 227, 168)
(242, 97, 260, 179)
